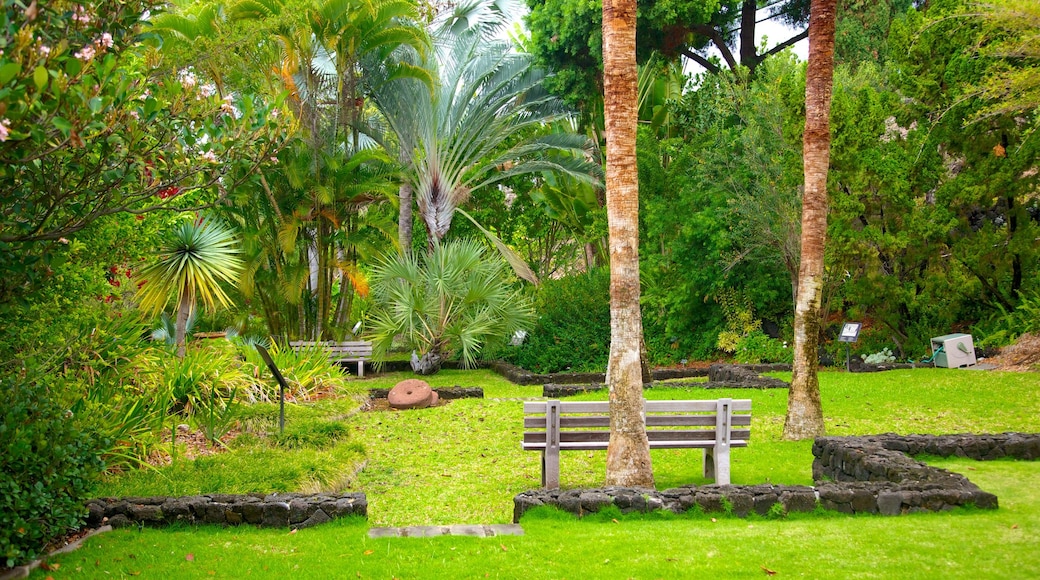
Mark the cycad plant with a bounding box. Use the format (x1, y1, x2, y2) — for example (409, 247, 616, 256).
(137, 217, 244, 357)
(367, 240, 534, 374)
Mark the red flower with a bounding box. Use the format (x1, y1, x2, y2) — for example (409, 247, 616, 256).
(157, 186, 181, 200)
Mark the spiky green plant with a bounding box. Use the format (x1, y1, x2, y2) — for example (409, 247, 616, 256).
(366, 239, 535, 374)
(137, 217, 243, 358)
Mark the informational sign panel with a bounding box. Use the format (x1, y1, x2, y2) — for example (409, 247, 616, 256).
(838, 322, 862, 343)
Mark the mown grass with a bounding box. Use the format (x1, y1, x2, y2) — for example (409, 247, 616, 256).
(31, 460, 1040, 579)
(49, 367, 1040, 578)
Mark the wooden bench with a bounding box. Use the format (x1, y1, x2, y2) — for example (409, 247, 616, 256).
(522, 398, 751, 488)
(289, 341, 373, 377)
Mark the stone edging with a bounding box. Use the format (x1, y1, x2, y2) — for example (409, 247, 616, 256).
(490, 361, 710, 386)
(368, 386, 484, 399)
(542, 364, 789, 397)
(84, 492, 366, 530)
(513, 433, 1040, 522)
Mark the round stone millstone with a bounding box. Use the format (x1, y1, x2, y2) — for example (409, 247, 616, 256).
(429, 391, 439, 406)
(388, 379, 433, 409)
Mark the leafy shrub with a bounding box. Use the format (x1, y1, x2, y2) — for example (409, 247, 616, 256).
(504, 269, 611, 373)
(861, 348, 897, 364)
(974, 290, 1040, 348)
(0, 379, 106, 568)
(39, 313, 168, 470)
(239, 342, 357, 402)
(734, 330, 793, 364)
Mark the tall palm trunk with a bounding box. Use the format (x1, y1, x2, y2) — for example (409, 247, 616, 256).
(783, 0, 836, 441)
(603, 0, 654, 488)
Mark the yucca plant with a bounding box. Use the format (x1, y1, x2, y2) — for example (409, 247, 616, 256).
(366, 239, 535, 375)
(137, 217, 244, 358)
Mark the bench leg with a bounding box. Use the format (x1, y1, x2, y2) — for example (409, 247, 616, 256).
(358, 360, 364, 378)
(704, 446, 731, 485)
(543, 400, 561, 489)
(543, 448, 560, 489)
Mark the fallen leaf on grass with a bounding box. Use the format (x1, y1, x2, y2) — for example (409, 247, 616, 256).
(290, 529, 298, 534)
(611, 519, 619, 524)
(1012, 524, 1019, 529)
(364, 550, 374, 555)
(500, 544, 508, 552)
(128, 571, 141, 576)
(41, 562, 60, 571)
(186, 553, 195, 562)
(711, 518, 717, 523)
(761, 565, 777, 576)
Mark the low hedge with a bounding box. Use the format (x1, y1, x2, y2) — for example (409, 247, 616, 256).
(0, 378, 107, 568)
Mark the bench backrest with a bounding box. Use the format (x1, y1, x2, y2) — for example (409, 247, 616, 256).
(288, 341, 373, 358)
(522, 399, 752, 448)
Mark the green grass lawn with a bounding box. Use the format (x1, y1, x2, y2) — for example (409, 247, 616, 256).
(36, 367, 1040, 578)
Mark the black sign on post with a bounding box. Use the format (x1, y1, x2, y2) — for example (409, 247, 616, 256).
(255, 344, 288, 434)
(838, 323, 862, 372)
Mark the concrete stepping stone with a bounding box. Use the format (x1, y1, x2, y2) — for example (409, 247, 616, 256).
(367, 524, 523, 538)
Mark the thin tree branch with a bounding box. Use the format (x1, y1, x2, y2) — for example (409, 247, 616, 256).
(680, 48, 721, 74)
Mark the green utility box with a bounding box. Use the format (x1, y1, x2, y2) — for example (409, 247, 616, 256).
(930, 333, 977, 368)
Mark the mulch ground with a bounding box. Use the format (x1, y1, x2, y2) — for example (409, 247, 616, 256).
(985, 333, 1040, 372)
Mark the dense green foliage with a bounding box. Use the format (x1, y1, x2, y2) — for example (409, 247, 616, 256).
(504, 268, 612, 373)
(0, 379, 106, 568)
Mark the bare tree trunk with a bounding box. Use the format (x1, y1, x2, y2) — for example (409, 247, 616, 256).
(603, 0, 654, 488)
(784, 0, 836, 441)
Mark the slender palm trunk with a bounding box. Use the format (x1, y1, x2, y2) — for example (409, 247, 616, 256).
(174, 289, 192, 359)
(784, 0, 836, 441)
(603, 0, 654, 488)
(399, 181, 413, 257)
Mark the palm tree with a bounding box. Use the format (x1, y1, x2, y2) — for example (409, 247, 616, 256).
(221, 0, 427, 340)
(783, 0, 836, 441)
(371, 3, 599, 262)
(366, 239, 534, 374)
(137, 217, 244, 358)
(602, 0, 654, 488)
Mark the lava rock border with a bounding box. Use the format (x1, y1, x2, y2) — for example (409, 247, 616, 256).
(513, 433, 1040, 522)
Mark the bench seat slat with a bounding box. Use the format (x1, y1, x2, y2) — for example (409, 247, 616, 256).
(523, 415, 751, 429)
(523, 429, 751, 444)
(523, 399, 752, 413)
(522, 440, 750, 451)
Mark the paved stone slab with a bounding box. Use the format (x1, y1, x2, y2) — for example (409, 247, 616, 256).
(448, 525, 488, 537)
(487, 524, 524, 536)
(367, 524, 524, 538)
(402, 526, 449, 538)
(367, 527, 403, 538)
